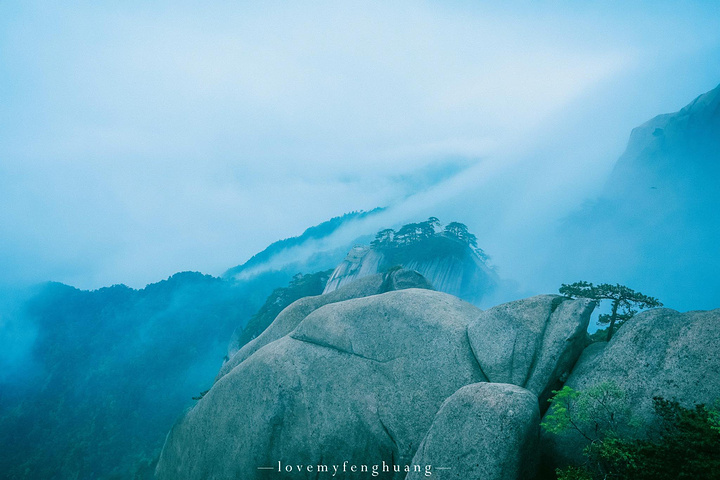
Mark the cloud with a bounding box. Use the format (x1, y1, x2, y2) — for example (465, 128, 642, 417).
(0, 1, 719, 289)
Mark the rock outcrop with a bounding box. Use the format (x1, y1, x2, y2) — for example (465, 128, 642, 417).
(543, 307, 720, 468)
(323, 246, 385, 292)
(157, 285, 594, 480)
(407, 383, 540, 480)
(323, 236, 498, 304)
(468, 295, 594, 406)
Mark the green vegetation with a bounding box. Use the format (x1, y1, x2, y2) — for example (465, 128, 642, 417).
(370, 218, 489, 268)
(0, 272, 276, 480)
(543, 383, 720, 479)
(541, 382, 632, 441)
(559, 282, 662, 341)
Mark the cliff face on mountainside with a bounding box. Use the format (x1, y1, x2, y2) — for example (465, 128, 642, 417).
(606, 83, 720, 198)
(565, 83, 720, 310)
(323, 220, 498, 305)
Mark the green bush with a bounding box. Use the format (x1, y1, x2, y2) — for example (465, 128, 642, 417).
(544, 384, 720, 479)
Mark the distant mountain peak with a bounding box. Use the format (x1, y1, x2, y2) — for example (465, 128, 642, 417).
(606, 82, 720, 196)
(565, 82, 720, 312)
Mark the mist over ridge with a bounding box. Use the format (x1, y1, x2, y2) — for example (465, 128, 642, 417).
(2, 1, 720, 290)
(0, 3, 719, 479)
(0, 83, 717, 479)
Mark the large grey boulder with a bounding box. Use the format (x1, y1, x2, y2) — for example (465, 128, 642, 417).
(216, 269, 432, 381)
(157, 289, 596, 480)
(156, 289, 486, 480)
(468, 295, 595, 406)
(407, 383, 540, 480)
(543, 307, 720, 468)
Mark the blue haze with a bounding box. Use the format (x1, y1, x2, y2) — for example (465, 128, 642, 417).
(0, 3, 720, 477)
(1, 1, 720, 290)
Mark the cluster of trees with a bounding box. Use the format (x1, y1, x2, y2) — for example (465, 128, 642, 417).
(0, 272, 271, 480)
(370, 217, 488, 260)
(543, 382, 720, 479)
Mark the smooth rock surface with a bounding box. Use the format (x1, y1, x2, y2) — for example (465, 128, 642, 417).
(157, 289, 486, 480)
(407, 383, 540, 480)
(468, 295, 594, 405)
(216, 269, 432, 381)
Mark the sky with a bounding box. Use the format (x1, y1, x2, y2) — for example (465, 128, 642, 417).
(1, 1, 720, 290)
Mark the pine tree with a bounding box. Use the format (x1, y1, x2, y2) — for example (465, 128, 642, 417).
(559, 281, 662, 341)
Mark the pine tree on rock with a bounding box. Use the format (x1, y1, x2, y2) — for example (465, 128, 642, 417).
(559, 281, 662, 341)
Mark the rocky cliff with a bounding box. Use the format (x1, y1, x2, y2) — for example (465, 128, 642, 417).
(323, 222, 498, 305)
(606, 83, 720, 197)
(565, 83, 720, 311)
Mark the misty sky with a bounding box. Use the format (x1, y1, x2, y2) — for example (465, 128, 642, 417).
(1, 1, 720, 290)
